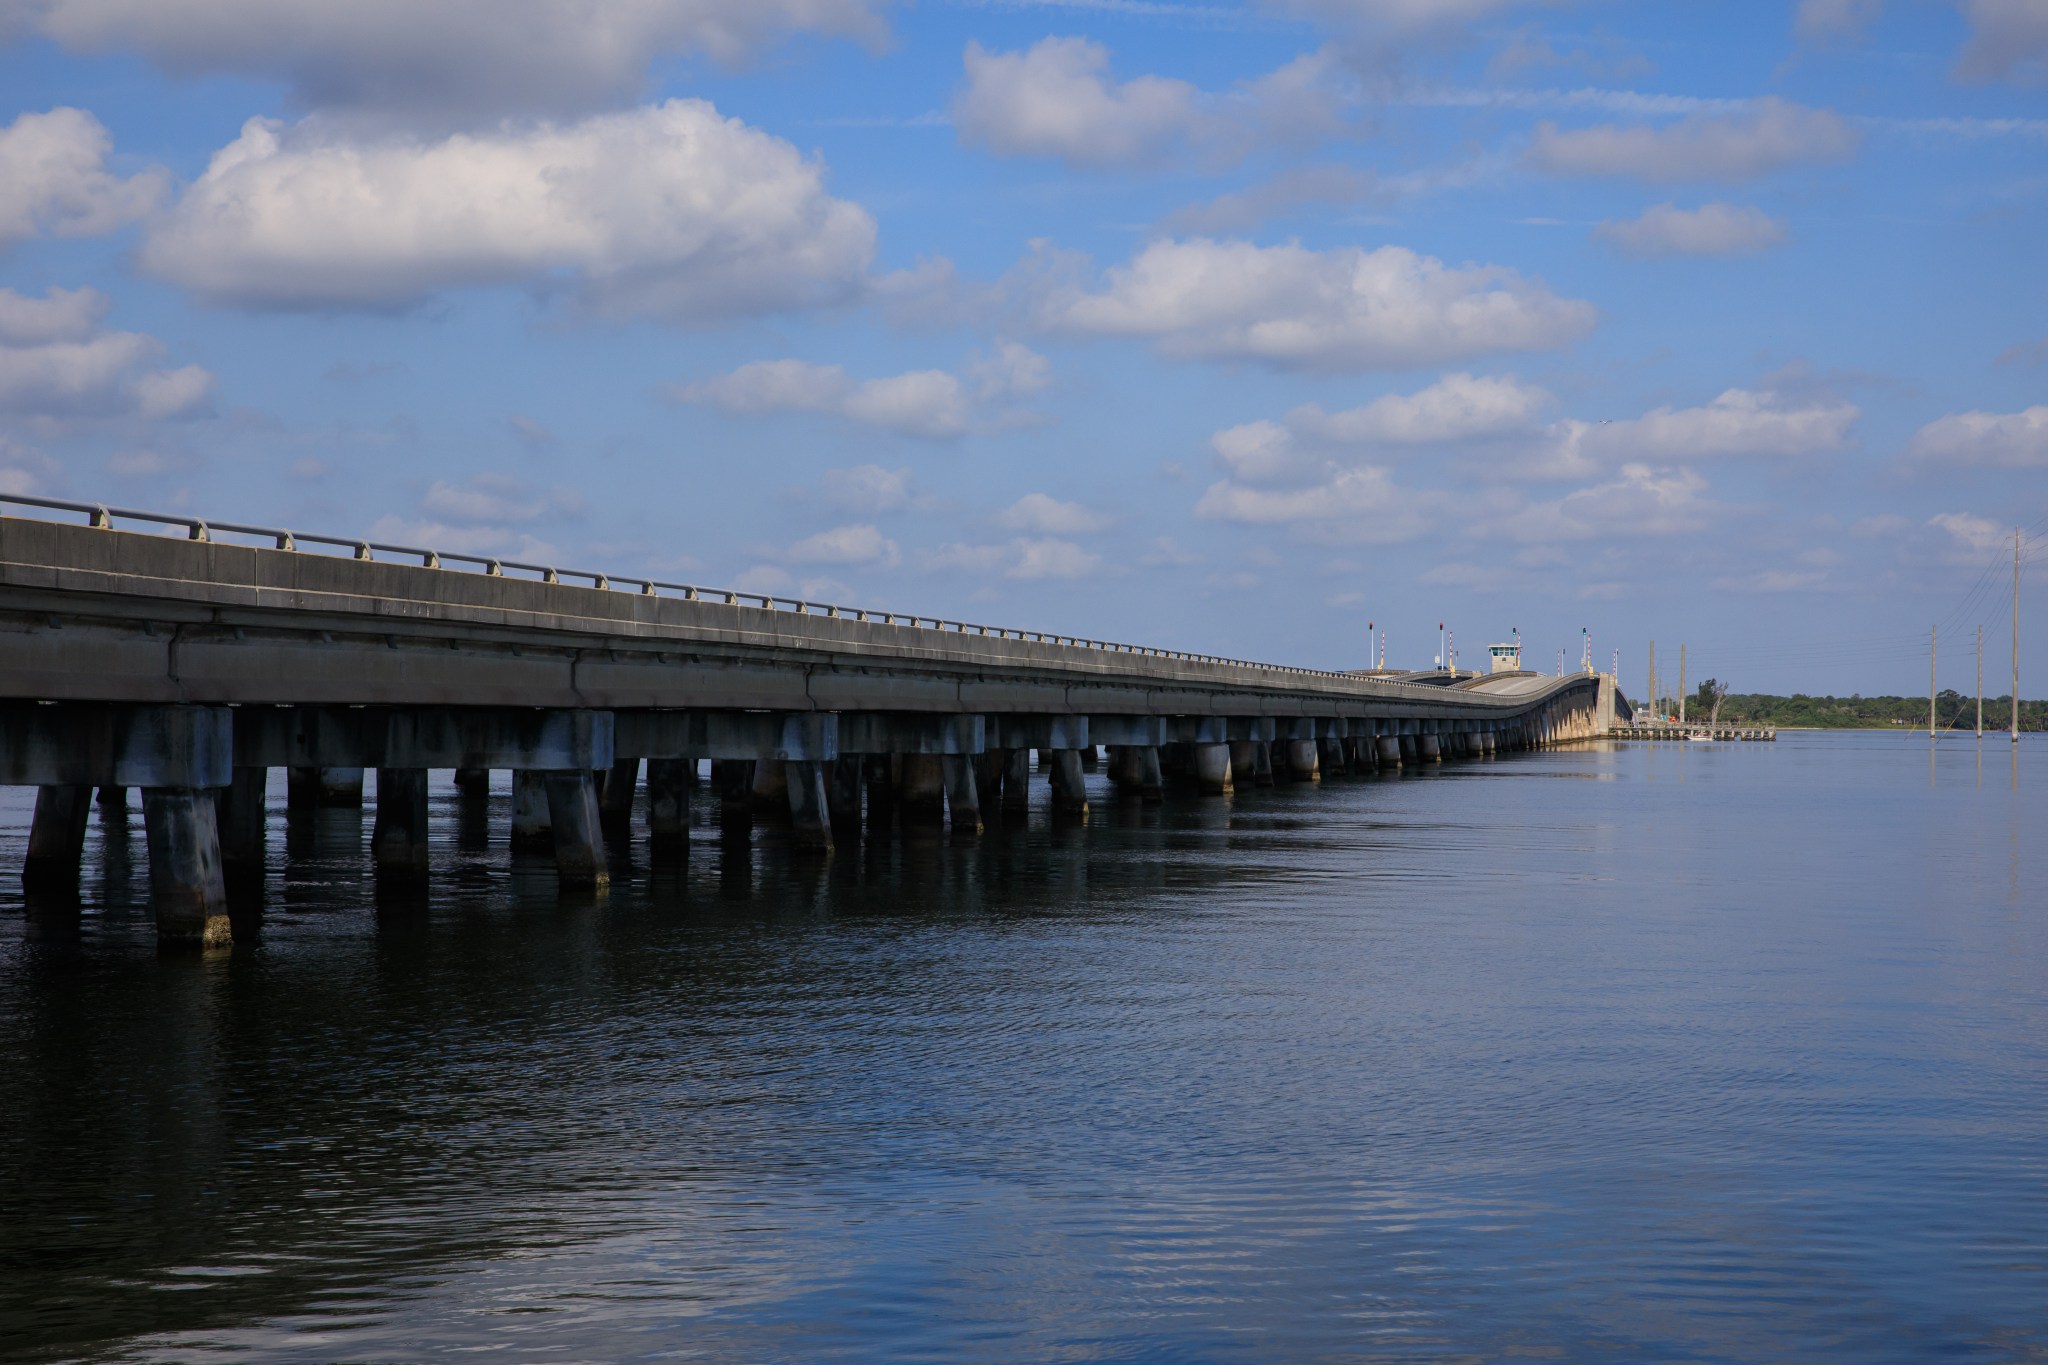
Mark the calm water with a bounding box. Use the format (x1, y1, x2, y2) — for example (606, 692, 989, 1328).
(1, 732, 2044, 1363)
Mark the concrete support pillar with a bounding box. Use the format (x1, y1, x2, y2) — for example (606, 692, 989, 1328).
(785, 760, 834, 851)
(1319, 738, 1346, 776)
(943, 754, 983, 835)
(543, 771, 609, 891)
(646, 758, 692, 858)
(601, 757, 639, 833)
(862, 756, 897, 833)
(1397, 734, 1415, 763)
(1420, 732, 1442, 762)
(1228, 741, 1259, 786)
(899, 754, 947, 828)
(23, 785, 92, 890)
(1481, 730, 1496, 754)
(975, 751, 1006, 815)
(1378, 735, 1402, 767)
(1353, 737, 1378, 773)
(1107, 746, 1140, 791)
(830, 757, 865, 838)
(142, 788, 230, 947)
(1048, 749, 1089, 818)
(715, 760, 756, 833)
(512, 770, 553, 851)
(1001, 749, 1032, 813)
(1252, 741, 1274, 786)
(371, 768, 431, 881)
(215, 767, 268, 883)
(750, 759, 789, 821)
(98, 784, 128, 809)
(1287, 739, 1321, 781)
(322, 768, 364, 806)
(1193, 743, 1233, 794)
(454, 767, 491, 798)
(1080, 745, 1101, 772)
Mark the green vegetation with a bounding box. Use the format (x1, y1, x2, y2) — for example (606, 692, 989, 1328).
(1634, 680, 2047, 731)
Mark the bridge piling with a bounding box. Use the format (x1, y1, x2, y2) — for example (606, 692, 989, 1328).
(511, 771, 552, 851)
(1048, 750, 1089, 818)
(372, 768, 432, 881)
(215, 767, 267, 884)
(943, 755, 983, 834)
(646, 758, 693, 859)
(541, 771, 608, 892)
(141, 788, 231, 947)
(785, 760, 834, 850)
(23, 785, 91, 891)
(1193, 743, 1232, 794)
(600, 757, 638, 835)
(454, 767, 490, 798)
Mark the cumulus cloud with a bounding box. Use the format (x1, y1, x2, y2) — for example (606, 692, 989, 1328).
(1035, 238, 1595, 372)
(7, 0, 888, 123)
(139, 101, 876, 319)
(950, 38, 1360, 170)
(786, 522, 900, 567)
(1209, 373, 1550, 484)
(1908, 405, 2048, 467)
(420, 474, 583, 524)
(820, 463, 914, 513)
(364, 516, 557, 562)
(0, 107, 166, 251)
(1929, 510, 2006, 553)
(925, 538, 1103, 579)
(673, 343, 1049, 439)
(1497, 464, 1717, 542)
(1194, 464, 1435, 543)
(953, 38, 1209, 168)
(1954, 0, 2048, 84)
(673, 360, 970, 439)
(1529, 97, 1861, 182)
(1796, 0, 1883, 43)
(997, 493, 1112, 534)
(1594, 202, 1788, 257)
(0, 286, 215, 420)
(1546, 387, 1857, 472)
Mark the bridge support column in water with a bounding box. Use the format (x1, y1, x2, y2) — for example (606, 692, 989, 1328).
(785, 760, 834, 850)
(943, 755, 983, 834)
(647, 758, 692, 860)
(372, 768, 431, 882)
(1001, 749, 1031, 815)
(542, 771, 608, 892)
(1288, 740, 1320, 781)
(23, 784, 90, 890)
(1049, 750, 1089, 818)
(454, 766, 490, 798)
(141, 787, 231, 946)
(1194, 743, 1232, 794)
(215, 767, 267, 885)
(899, 755, 946, 829)
(511, 771, 552, 851)
(750, 760, 790, 824)
(600, 757, 638, 836)
(830, 757, 865, 840)
(288, 766, 364, 809)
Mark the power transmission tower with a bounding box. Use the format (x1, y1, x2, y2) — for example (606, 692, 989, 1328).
(1977, 624, 1983, 739)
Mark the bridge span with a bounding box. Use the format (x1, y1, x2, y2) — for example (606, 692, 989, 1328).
(0, 499, 1615, 946)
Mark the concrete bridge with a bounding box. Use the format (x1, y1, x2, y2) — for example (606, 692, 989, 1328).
(0, 498, 1615, 946)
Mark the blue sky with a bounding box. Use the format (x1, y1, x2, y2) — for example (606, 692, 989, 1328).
(1, 0, 2043, 696)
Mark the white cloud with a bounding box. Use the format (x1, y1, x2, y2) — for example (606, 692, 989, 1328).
(0, 283, 105, 344)
(364, 516, 557, 562)
(786, 522, 900, 567)
(1796, 0, 1883, 42)
(925, 537, 1103, 579)
(0, 287, 215, 419)
(1595, 202, 1788, 257)
(1036, 238, 1595, 372)
(676, 345, 1050, 439)
(1529, 97, 1861, 182)
(950, 38, 1360, 171)
(1551, 387, 1857, 468)
(998, 493, 1112, 534)
(0, 107, 166, 251)
(1929, 510, 2005, 553)
(420, 474, 583, 524)
(140, 101, 876, 319)
(674, 360, 971, 439)
(1710, 568, 1830, 592)
(11, 0, 887, 122)
(1277, 0, 1550, 37)
(953, 38, 1209, 168)
(1193, 464, 1434, 543)
(1954, 0, 2048, 84)
(1908, 405, 2048, 467)
(1497, 464, 1716, 542)
(1208, 372, 1550, 484)
(820, 463, 914, 513)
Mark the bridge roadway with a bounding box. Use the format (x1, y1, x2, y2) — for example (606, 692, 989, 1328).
(0, 505, 1611, 946)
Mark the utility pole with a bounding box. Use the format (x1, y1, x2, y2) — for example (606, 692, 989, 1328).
(1367, 620, 1374, 671)
(1648, 641, 1656, 720)
(1930, 624, 1937, 740)
(2016, 529, 2023, 745)
(1977, 624, 1983, 738)
(1678, 644, 1687, 725)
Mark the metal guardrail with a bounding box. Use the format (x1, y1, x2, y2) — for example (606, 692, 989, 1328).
(1, 493, 1366, 681)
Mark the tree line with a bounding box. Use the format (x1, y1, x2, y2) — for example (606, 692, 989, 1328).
(1637, 681, 2046, 731)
